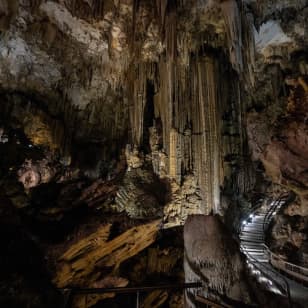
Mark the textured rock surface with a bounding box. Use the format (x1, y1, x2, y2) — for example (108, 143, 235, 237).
(184, 215, 252, 306)
(244, 0, 308, 266)
(54, 220, 161, 287)
(0, 0, 260, 220)
(163, 176, 202, 228)
(0, 0, 307, 307)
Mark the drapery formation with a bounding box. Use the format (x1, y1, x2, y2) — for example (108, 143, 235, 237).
(128, 53, 243, 214)
(125, 0, 255, 215)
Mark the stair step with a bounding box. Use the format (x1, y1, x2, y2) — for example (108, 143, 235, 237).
(243, 251, 265, 255)
(243, 231, 263, 235)
(240, 235, 263, 240)
(241, 238, 264, 242)
(242, 230, 264, 234)
(241, 243, 264, 247)
(240, 237, 263, 240)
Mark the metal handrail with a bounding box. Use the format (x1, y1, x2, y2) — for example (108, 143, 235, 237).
(239, 228, 292, 305)
(240, 193, 308, 306)
(236, 199, 263, 236)
(261, 194, 308, 282)
(62, 282, 202, 295)
(264, 245, 308, 278)
(239, 196, 292, 307)
(241, 245, 292, 307)
(262, 195, 285, 235)
(60, 282, 202, 308)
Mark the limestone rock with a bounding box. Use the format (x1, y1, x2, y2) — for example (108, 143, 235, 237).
(184, 215, 252, 306)
(18, 158, 57, 189)
(163, 175, 202, 228)
(115, 166, 165, 219)
(54, 220, 161, 287)
(141, 290, 168, 308)
(71, 276, 129, 308)
(125, 145, 144, 169)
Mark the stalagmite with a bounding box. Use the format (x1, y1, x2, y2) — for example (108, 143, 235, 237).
(169, 128, 179, 181)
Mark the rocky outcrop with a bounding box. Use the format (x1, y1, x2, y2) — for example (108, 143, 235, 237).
(268, 195, 308, 265)
(0, 0, 259, 221)
(0, 0, 308, 307)
(163, 176, 202, 228)
(54, 219, 161, 288)
(18, 158, 58, 189)
(245, 1, 308, 265)
(115, 165, 166, 219)
(184, 215, 252, 306)
(248, 73, 308, 264)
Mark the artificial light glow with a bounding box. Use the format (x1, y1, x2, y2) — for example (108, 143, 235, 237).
(242, 220, 247, 225)
(249, 214, 253, 218)
(252, 269, 261, 275)
(258, 276, 268, 283)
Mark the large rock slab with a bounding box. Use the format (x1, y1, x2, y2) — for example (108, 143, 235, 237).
(184, 215, 251, 307)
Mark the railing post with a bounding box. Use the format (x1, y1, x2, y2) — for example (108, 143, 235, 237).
(63, 288, 72, 308)
(136, 291, 140, 308)
(285, 279, 292, 308)
(85, 294, 88, 308)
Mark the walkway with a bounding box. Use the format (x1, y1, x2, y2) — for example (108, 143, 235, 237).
(239, 197, 308, 307)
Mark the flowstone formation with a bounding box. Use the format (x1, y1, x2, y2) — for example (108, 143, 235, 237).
(0, 0, 257, 219)
(184, 215, 252, 306)
(0, 0, 307, 307)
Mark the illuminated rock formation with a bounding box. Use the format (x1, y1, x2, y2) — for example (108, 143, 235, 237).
(184, 215, 252, 306)
(0, 0, 307, 307)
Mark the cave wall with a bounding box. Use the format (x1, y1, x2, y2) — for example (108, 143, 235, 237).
(0, 0, 260, 221)
(1, 0, 306, 225)
(0, 0, 308, 307)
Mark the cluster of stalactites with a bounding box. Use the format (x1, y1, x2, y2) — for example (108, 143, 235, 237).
(221, 0, 256, 85)
(126, 0, 256, 213)
(157, 0, 255, 78)
(128, 54, 226, 214)
(127, 61, 158, 146)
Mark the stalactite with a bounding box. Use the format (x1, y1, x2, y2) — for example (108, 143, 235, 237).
(164, 1, 177, 61)
(148, 54, 224, 213)
(155, 0, 177, 61)
(221, 0, 243, 73)
(154, 58, 173, 154)
(124, 1, 253, 215)
(241, 10, 256, 87)
(131, 0, 140, 54)
(186, 56, 222, 214)
(156, 0, 167, 29)
(127, 62, 157, 146)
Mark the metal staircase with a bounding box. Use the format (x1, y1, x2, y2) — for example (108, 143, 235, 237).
(239, 196, 308, 307)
